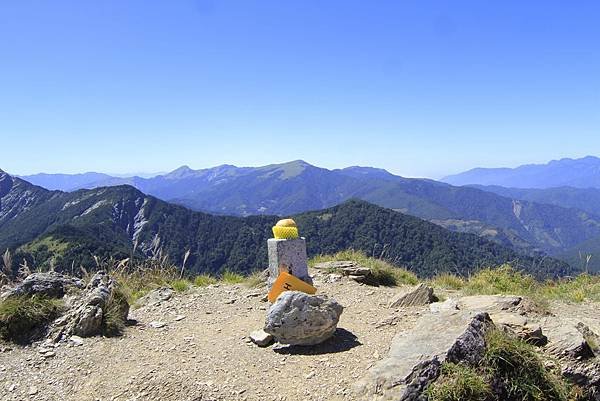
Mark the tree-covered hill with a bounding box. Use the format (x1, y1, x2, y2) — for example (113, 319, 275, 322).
(0, 170, 573, 278)
(17, 160, 600, 257)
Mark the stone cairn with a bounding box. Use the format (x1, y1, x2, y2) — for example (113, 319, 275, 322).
(251, 218, 343, 347)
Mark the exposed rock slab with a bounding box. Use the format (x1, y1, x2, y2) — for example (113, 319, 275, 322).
(389, 284, 435, 308)
(1, 272, 84, 300)
(458, 295, 523, 313)
(48, 271, 129, 341)
(356, 311, 494, 400)
(491, 311, 547, 345)
(264, 291, 343, 346)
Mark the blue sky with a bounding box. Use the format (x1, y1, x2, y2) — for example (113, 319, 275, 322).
(1, 1, 598, 178)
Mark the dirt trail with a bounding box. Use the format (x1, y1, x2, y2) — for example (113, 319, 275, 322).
(0, 270, 424, 401)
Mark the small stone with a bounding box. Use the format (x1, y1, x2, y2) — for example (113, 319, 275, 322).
(174, 315, 186, 321)
(250, 330, 274, 347)
(42, 351, 56, 358)
(306, 371, 316, 379)
(325, 274, 343, 283)
(149, 321, 167, 329)
(224, 298, 236, 305)
(69, 336, 84, 346)
(29, 386, 38, 395)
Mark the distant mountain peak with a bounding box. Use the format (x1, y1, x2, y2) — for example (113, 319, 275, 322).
(164, 165, 197, 179)
(443, 155, 600, 189)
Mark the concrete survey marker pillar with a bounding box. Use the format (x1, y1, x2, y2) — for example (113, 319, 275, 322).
(267, 237, 311, 289)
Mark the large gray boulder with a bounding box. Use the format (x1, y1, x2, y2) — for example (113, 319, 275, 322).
(356, 311, 494, 400)
(49, 271, 129, 341)
(264, 291, 343, 346)
(1, 272, 84, 300)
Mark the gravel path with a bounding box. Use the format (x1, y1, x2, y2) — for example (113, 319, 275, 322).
(0, 270, 424, 401)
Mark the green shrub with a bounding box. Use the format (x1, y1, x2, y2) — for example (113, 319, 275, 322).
(426, 363, 491, 401)
(0, 296, 63, 343)
(194, 274, 218, 287)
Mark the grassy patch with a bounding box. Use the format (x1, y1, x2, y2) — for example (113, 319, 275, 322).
(169, 279, 191, 293)
(0, 296, 64, 343)
(426, 363, 491, 401)
(428, 329, 570, 401)
(221, 270, 245, 284)
(462, 265, 538, 296)
(430, 273, 466, 291)
(244, 270, 266, 288)
(483, 329, 568, 401)
(102, 286, 129, 337)
(194, 274, 218, 287)
(310, 250, 418, 286)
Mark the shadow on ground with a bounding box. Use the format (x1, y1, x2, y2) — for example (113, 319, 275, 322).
(273, 328, 361, 355)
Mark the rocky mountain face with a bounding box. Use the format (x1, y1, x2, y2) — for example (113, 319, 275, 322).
(0, 170, 572, 278)
(443, 155, 600, 189)
(14, 161, 600, 259)
(470, 184, 600, 217)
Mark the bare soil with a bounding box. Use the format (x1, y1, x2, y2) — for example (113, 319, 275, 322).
(0, 270, 425, 401)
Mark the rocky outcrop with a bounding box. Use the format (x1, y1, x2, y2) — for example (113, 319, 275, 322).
(48, 271, 129, 341)
(541, 317, 600, 388)
(492, 312, 547, 345)
(356, 311, 494, 400)
(1, 272, 84, 300)
(264, 291, 343, 346)
(389, 283, 436, 308)
(457, 295, 523, 313)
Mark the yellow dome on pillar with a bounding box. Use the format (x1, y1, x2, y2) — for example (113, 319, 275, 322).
(273, 218, 299, 239)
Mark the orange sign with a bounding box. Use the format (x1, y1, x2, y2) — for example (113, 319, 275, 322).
(268, 271, 317, 303)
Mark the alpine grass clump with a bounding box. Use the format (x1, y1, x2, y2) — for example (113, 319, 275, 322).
(194, 274, 218, 287)
(427, 329, 573, 401)
(221, 270, 245, 284)
(425, 362, 491, 401)
(101, 285, 129, 337)
(0, 295, 64, 343)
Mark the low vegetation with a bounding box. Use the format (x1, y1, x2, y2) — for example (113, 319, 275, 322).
(0, 295, 64, 343)
(431, 264, 600, 305)
(427, 329, 580, 401)
(95, 258, 265, 305)
(101, 286, 129, 337)
(310, 250, 419, 286)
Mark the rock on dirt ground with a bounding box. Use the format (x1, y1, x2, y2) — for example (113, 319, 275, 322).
(4, 270, 600, 401)
(0, 268, 418, 401)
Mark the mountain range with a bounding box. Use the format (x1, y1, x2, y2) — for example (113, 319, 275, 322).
(1, 168, 570, 278)
(17, 160, 600, 259)
(442, 156, 600, 188)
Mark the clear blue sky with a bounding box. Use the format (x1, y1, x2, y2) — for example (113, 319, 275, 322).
(1, 1, 599, 178)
